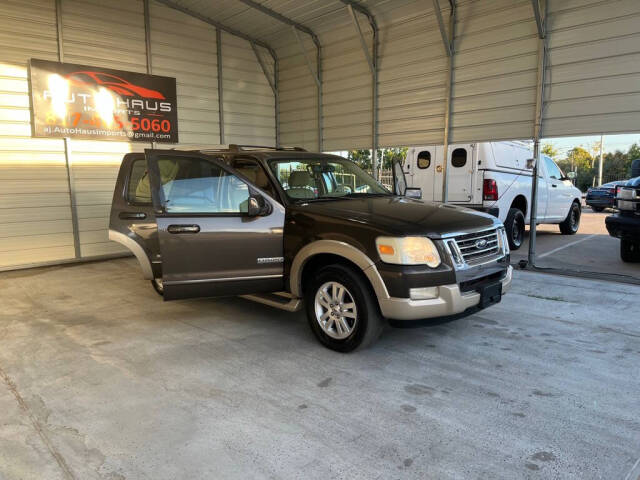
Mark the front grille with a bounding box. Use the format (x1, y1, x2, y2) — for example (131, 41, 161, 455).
(451, 229, 501, 265)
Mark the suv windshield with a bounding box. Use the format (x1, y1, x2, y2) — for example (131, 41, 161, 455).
(269, 157, 390, 201)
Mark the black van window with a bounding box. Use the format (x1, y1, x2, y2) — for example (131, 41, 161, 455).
(451, 148, 467, 168)
(417, 151, 431, 169)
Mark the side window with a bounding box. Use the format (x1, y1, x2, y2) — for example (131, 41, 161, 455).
(451, 148, 467, 168)
(417, 151, 431, 169)
(127, 158, 151, 204)
(544, 156, 563, 180)
(157, 156, 250, 214)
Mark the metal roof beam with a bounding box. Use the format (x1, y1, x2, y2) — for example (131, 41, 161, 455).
(292, 26, 320, 87)
(155, 0, 277, 61)
(251, 42, 276, 95)
(340, 0, 379, 179)
(235, 0, 320, 48)
(346, 4, 374, 74)
(531, 0, 545, 38)
(432, 0, 453, 57)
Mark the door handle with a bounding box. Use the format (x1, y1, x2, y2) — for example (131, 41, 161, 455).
(119, 211, 146, 219)
(551, 184, 558, 188)
(167, 224, 200, 234)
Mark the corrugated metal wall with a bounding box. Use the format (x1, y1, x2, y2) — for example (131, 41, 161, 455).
(450, 0, 538, 142)
(543, 0, 640, 136)
(0, 0, 74, 268)
(150, 0, 220, 147)
(0, 0, 275, 270)
(274, 33, 319, 151)
(221, 32, 275, 146)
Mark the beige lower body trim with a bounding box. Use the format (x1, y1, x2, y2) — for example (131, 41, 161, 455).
(379, 265, 513, 321)
(108, 229, 153, 280)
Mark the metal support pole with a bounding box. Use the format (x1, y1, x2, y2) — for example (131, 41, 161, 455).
(528, 0, 547, 267)
(344, 2, 378, 179)
(598, 134, 604, 186)
(144, 0, 152, 74)
(441, 1, 455, 203)
(251, 42, 279, 147)
(216, 28, 225, 144)
(55, 0, 81, 259)
(274, 56, 280, 148)
(316, 44, 322, 152)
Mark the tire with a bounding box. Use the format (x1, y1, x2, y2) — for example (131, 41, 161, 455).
(590, 206, 604, 212)
(620, 239, 640, 263)
(505, 208, 525, 250)
(559, 201, 581, 235)
(305, 264, 384, 352)
(151, 278, 164, 296)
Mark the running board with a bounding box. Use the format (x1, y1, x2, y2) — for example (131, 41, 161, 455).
(240, 292, 303, 312)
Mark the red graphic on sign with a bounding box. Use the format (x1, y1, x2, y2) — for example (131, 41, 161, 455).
(66, 71, 166, 99)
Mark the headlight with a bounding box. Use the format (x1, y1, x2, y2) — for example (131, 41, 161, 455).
(376, 236, 441, 267)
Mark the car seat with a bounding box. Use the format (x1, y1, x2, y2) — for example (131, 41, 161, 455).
(287, 171, 316, 199)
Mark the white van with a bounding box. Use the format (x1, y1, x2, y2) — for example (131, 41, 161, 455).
(405, 141, 583, 250)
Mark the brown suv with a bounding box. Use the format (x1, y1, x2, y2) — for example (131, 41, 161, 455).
(110, 145, 512, 351)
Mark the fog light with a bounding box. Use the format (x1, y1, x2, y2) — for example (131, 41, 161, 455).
(409, 286, 439, 300)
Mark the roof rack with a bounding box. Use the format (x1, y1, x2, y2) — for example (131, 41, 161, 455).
(199, 144, 307, 153)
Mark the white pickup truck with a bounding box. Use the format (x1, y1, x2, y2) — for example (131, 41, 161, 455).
(405, 141, 583, 250)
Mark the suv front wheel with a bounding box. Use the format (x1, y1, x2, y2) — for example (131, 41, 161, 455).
(305, 264, 384, 352)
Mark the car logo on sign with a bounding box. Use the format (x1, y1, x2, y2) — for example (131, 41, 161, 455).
(475, 239, 488, 249)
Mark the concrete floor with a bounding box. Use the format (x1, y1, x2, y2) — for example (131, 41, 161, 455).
(1, 258, 639, 480)
(510, 210, 640, 280)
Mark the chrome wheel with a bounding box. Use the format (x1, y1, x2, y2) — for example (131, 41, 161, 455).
(314, 281, 357, 340)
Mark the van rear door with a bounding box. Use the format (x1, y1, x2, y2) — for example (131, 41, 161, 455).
(446, 144, 474, 202)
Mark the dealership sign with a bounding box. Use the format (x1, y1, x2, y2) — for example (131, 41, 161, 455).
(29, 59, 178, 143)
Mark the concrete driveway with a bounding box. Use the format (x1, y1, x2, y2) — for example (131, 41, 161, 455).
(0, 258, 639, 479)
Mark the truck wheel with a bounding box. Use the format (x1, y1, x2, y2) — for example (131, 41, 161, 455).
(305, 264, 384, 352)
(505, 208, 525, 250)
(620, 239, 640, 263)
(559, 201, 581, 235)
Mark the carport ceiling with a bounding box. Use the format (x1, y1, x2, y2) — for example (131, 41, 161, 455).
(167, 0, 371, 40)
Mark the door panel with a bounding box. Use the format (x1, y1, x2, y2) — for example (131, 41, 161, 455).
(542, 156, 567, 220)
(145, 150, 285, 300)
(408, 147, 437, 201)
(446, 145, 474, 202)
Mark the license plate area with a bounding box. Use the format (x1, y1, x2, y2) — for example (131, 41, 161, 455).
(479, 281, 502, 309)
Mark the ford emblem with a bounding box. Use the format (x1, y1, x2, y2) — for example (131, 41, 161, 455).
(475, 238, 488, 249)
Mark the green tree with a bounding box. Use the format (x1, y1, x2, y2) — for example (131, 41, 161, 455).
(541, 143, 558, 160)
(347, 149, 371, 170)
(557, 147, 594, 191)
(376, 147, 408, 170)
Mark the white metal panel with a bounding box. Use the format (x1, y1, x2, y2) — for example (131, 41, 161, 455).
(320, 19, 373, 151)
(0, 0, 76, 269)
(450, 0, 538, 143)
(543, 0, 640, 136)
(274, 33, 319, 151)
(376, 0, 448, 147)
(221, 31, 276, 145)
(61, 0, 146, 258)
(150, 0, 220, 147)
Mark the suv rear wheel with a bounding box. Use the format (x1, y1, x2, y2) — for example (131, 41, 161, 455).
(505, 208, 525, 250)
(305, 264, 383, 352)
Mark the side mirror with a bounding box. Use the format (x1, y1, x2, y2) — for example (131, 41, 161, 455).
(247, 192, 271, 217)
(566, 171, 576, 179)
(405, 187, 422, 199)
(526, 158, 535, 169)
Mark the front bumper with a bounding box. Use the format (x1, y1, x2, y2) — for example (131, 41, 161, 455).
(605, 213, 640, 239)
(378, 265, 512, 321)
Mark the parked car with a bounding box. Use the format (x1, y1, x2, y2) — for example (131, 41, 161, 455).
(405, 141, 583, 250)
(109, 145, 512, 352)
(586, 181, 628, 212)
(606, 159, 640, 262)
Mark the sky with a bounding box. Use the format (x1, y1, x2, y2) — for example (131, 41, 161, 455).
(543, 133, 640, 158)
